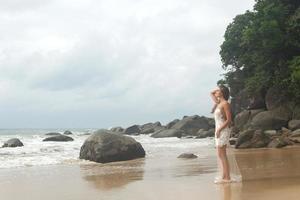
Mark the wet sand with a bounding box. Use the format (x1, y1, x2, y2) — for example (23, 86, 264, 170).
(1, 145, 300, 200)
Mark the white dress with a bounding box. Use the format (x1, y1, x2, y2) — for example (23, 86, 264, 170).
(213, 106, 242, 183)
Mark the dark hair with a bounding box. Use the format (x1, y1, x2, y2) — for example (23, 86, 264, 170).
(219, 85, 230, 100)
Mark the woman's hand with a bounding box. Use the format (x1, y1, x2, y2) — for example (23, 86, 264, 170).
(215, 128, 221, 138)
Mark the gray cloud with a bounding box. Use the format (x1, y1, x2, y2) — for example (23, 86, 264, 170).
(0, 0, 255, 128)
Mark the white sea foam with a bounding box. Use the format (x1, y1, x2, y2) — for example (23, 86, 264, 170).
(0, 129, 213, 169)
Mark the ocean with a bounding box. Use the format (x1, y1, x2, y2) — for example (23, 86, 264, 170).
(0, 129, 215, 169)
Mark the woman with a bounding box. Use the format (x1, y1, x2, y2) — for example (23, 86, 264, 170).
(210, 85, 242, 184)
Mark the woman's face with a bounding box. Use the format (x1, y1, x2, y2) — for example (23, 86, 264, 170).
(215, 87, 223, 98)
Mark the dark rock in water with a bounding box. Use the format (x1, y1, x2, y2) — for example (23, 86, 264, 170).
(45, 132, 62, 136)
(43, 135, 74, 142)
(177, 153, 198, 159)
(171, 115, 210, 136)
(166, 119, 180, 129)
(2, 138, 24, 148)
(150, 129, 183, 138)
(79, 129, 145, 163)
(288, 120, 300, 131)
(110, 126, 124, 133)
(63, 130, 73, 135)
(124, 125, 141, 135)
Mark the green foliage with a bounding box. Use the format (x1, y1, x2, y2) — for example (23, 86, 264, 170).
(219, 0, 300, 101)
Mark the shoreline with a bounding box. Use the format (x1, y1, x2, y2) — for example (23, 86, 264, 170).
(1, 145, 300, 199)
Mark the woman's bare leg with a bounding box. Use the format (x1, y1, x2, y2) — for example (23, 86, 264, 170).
(218, 145, 230, 180)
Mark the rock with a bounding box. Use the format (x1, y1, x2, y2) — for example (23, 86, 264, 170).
(234, 109, 265, 131)
(263, 130, 278, 136)
(110, 126, 124, 133)
(235, 129, 271, 149)
(63, 130, 73, 135)
(43, 135, 74, 142)
(124, 125, 141, 135)
(195, 128, 215, 138)
(281, 127, 292, 134)
(229, 138, 237, 145)
(250, 110, 289, 130)
(265, 86, 288, 110)
(151, 129, 183, 138)
(235, 129, 256, 148)
(288, 120, 300, 131)
(171, 115, 210, 136)
(177, 153, 198, 159)
(267, 136, 288, 148)
(79, 129, 145, 163)
(250, 130, 271, 148)
(291, 129, 300, 137)
(2, 138, 24, 148)
(166, 119, 180, 129)
(140, 122, 163, 134)
(230, 88, 266, 117)
(45, 132, 61, 136)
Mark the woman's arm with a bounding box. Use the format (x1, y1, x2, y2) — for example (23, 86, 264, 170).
(210, 88, 219, 104)
(216, 102, 232, 133)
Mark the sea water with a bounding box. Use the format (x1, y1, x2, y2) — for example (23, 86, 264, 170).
(0, 129, 215, 169)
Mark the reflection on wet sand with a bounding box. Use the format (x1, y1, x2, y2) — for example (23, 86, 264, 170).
(235, 145, 300, 180)
(80, 158, 145, 190)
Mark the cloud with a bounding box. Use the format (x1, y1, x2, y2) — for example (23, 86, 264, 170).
(0, 0, 255, 128)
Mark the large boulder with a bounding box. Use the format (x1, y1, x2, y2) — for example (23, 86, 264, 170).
(235, 129, 271, 148)
(139, 122, 163, 134)
(43, 135, 74, 142)
(230, 88, 266, 117)
(171, 115, 210, 136)
(234, 109, 264, 131)
(267, 136, 290, 148)
(151, 129, 183, 138)
(177, 153, 198, 159)
(124, 125, 141, 135)
(249, 110, 289, 130)
(79, 129, 145, 163)
(166, 119, 180, 129)
(288, 120, 300, 131)
(195, 128, 215, 138)
(2, 138, 24, 148)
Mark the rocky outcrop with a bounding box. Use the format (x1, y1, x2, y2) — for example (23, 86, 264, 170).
(171, 115, 211, 136)
(151, 129, 183, 138)
(139, 122, 163, 134)
(124, 125, 141, 135)
(195, 128, 215, 138)
(79, 129, 145, 163)
(2, 138, 24, 148)
(235, 129, 271, 148)
(166, 119, 180, 129)
(43, 135, 74, 142)
(288, 120, 300, 131)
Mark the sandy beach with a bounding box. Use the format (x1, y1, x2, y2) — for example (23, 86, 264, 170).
(1, 140, 300, 200)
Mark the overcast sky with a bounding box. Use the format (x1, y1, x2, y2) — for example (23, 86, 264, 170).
(0, 0, 255, 129)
